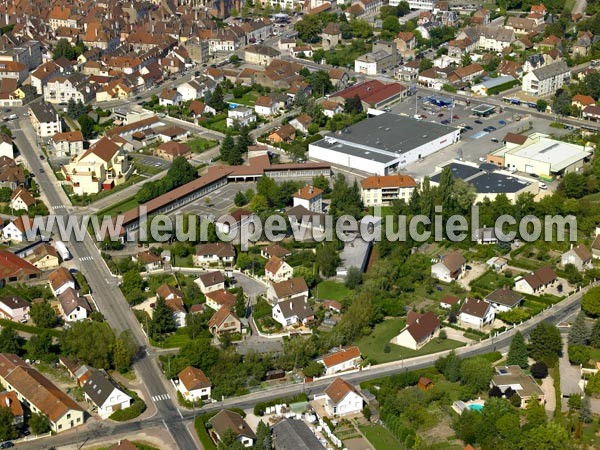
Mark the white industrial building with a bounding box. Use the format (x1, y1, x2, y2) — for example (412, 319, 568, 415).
(308, 114, 461, 175)
(489, 133, 592, 177)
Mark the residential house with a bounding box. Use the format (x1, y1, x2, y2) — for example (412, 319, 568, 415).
(205, 290, 237, 312)
(261, 244, 292, 260)
(0, 135, 13, 159)
(0, 158, 26, 191)
(472, 227, 499, 245)
(449, 63, 485, 84)
(573, 31, 593, 57)
(189, 100, 216, 118)
(459, 298, 495, 328)
(440, 295, 460, 309)
(58, 288, 91, 322)
(321, 100, 343, 119)
(484, 288, 524, 312)
(209, 410, 256, 448)
(391, 311, 440, 350)
(156, 125, 188, 143)
(272, 297, 315, 327)
(156, 142, 192, 161)
(0, 296, 29, 322)
(23, 243, 60, 270)
(583, 105, 600, 121)
(491, 365, 546, 408)
(163, 297, 187, 329)
(177, 80, 207, 102)
(177, 366, 211, 402)
(244, 45, 281, 66)
(0, 391, 23, 425)
(321, 22, 341, 51)
(51, 131, 84, 157)
(62, 137, 131, 195)
(360, 174, 417, 207)
(317, 346, 362, 376)
(561, 244, 592, 271)
(226, 106, 256, 128)
(514, 266, 557, 295)
(0, 354, 84, 433)
(572, 94, 596, 110)
(328, 69, 349, 90)
(592, 234, 600, 259)
(536, 35, 561, 51)
(43, 73, 96, 104)
(268, 276, 309, 303)
(195, 271, 225, 294)
(471, 8, 490, 25)
(9, 187, 35, 212)
(48, 267, 76, 296)
(289, 114, 313, 134)
(193, 243, 236, 267)
(265, 256, 293, 283)
(82, 368, 132, 419)
(159, 88, 182, 107)
(431, 251, 467, 282)
(497, 60, 523, 79)
(2, 217, 33, 243)
(505, 17, 539, 35)
(0, 61, 28, 84)
(272, 419, 326, 450)
(322, 377, 363, 416)
(133, 251, 163, 271)
(522, 61, 570, 97)
(293, 185, 323, 213)
(29, 102, 62, 138)
(268, 124, 296, 144)
(395, 32, 416, 57)
(208, 307, 242, 336)
(0, 250, 41, 286)
(455, 26, 515, 53)
(254, 95, 280, 117)
(354, 41, 399, 76)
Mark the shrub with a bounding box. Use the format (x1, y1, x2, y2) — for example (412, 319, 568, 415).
(530, 361, 548, 379)
(110, 390, 146, 421)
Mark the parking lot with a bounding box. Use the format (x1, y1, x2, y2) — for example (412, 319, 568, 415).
(171, 181, 255, 220)
(389, 91, 570, 179)
(132, 154, 171, 171)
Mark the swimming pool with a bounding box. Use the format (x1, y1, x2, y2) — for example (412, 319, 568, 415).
(468, 403, 484, 411)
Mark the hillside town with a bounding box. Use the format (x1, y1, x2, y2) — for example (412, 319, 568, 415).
(2, 0, 600, 449)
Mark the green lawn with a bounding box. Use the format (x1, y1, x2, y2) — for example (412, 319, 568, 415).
(230, 91, 259, 106)
(357, 318, 464, 364)
(95, 195, 140, 218)
(151, 328, 192, 348)
(187, 136, 218, 153)
(203, 118, 230, 133)
(359, 424, 401, 450)
(315, 280, 353, 301)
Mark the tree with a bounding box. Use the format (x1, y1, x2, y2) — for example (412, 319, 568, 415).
(316, 242, 341, 277)
(52, 38, 79, 60)
(552, 90, 572, 116)
(234, 288, 246, 318)
(460, 357, 493, 394)
(586, 371, 600, 395)
(529, 322, 562, 364)
(255, 420, 272, 450)
(25, 331, 53, 362)
(435, 350, 461, 382)
(568, 344, 590, 365)
(568, 393, 582, 411)
(581, 396, 593, 423)
(382, 16, 401, 34)
(113, 330, 137, 373)
(591, 318, 600, 347)
(312, 175, 329, 193)
(179, 338, 219, 374)
(563, 263, 583, 285)
(521, 422, 570, 450)
(536, 99, 548, 112)
(62, 321, 116, 369)
(506, 331, 528, 369)
(207, 84, 226, 111)
(303, 360, 325, 377)
(220, 135, 236, 164)
(308, 71, 333, 97)
(0, 327, 20, 354)
(582, 286, 600, 317)
(345, 266, 363, 289)
(344, 95, 363, 114)
(78, 114, 95, 139)
(234, 191, 247, 206)
(530, 361, 548, 379)
(0, 407, 17, 441)
(30, 301, 57, 328)
(525, 396, 547, 429)
(150, 297, 177, 339)
(294, 14, 322, 42)
(167, 157, 198, 187)
(121, 271, 145, 304)
(29, 412, 50, 435)
(569, 312, 590, 345)
(461, 52, 472, 67)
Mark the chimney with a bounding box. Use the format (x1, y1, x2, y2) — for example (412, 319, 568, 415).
(4, 397, 9, 407)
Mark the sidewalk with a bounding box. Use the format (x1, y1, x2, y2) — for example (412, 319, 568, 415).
(81, 427, 177, 450)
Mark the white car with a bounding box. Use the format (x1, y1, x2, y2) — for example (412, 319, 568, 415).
(539, 182, 547, 190)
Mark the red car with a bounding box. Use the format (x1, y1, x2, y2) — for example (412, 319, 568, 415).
(453, 114, 459, 119)
(438, 113, 444, 117)
(420, 114, 427, 118)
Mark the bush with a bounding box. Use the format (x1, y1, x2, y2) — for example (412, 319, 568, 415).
(530, 361, 548, 379)
(109, 390, 146, 421)
(194, 414, 217, 450)
(253, 393, 308, 416)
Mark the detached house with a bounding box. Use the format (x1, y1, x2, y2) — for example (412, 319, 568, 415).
(431, 251, 466, 282)
(193, 243, 236, 267)
(268, 276, 309, 303)
(561, 244, 592, 271)
(133, 251, 163, 271)
(265, 256, 293, 283)
(58, 288, 92, 322)
(205, 290, 237, 312)
(318, 346, 362, 376)
(459, 298, 495, 328)
(195, 271, 226, 294)
(491, 365, 545, 408)
(177, 366, 211, 402)
(208, 307, 242, 336)
(272, 297, 315, 328)
(321, 378, 363, 416)
(9, 187, 36, 212)
(484, 288, 524, 312)
(261, 244, 291, 260)
(0, 296, 29, 322)
(209, 410, 256, 448)
(48, 267, 76, 296)
(51, 131, 84, 157)
(2, 217, 33, 243)
(391, 311, 440, 350)
(514, 266, 557, 295)
(82, 368, 132, 419)
(159, 88, 182, 107)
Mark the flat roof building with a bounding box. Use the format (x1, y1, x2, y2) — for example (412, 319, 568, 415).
(488, 132, 592, 178)
(308, 113, 460, 175)
(430, 160, 538, 203)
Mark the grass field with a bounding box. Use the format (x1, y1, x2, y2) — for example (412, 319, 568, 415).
(151, 328, 192, 348)
(96, 195, 140, 217)
(230, 91, 260, 106)
(357, 318, 464, 364)
(203, 118, 229, 133)
(315, 280, 353, 301)
(359, 424, 401, 450)
(187, 136, 218, 153)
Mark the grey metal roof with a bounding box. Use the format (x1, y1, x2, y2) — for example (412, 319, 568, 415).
(531, 60, 569, 81)
(82, 368, 125, 407)
(470, 172, 531, 193)
(29, 102, 57, 123)
(272, 418, 325, 450)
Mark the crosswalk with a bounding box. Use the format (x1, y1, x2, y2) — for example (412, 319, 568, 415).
(152, 393, 171, 402)
(52, 204, 67, 210)
(79, 256, 94, 262)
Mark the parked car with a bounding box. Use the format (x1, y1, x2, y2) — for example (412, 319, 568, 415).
(498, 120, 506, 125)
(483, 127, 491, 132)
(539, 182, 547, 189)
(474, 119, 483, 124)
(441, 119, 450, 124)
(0, 442, 14, 448)
(420, 114, 427, 119)
(464, 125, 473, 130)
(487, 126, 497, 131)
(491, 138, 499, 143)
(438, 113, 444, 117)
(453, 115, 459, 119)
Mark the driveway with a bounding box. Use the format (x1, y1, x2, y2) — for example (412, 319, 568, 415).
(442, 326, 476, 344)
(559, 334, 582, 409)
(540, 374, 556, 418)
(458, 262, 487, 290)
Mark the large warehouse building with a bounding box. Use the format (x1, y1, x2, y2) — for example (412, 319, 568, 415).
(308, 114, 461, 175)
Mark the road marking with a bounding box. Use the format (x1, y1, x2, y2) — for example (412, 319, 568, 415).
(152, 394, 170, 402)
(52, 205, 66, 209)
(79, 256, 94, 262)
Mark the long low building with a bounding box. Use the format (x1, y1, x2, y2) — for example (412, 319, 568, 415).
(430, 160, 538, 203)
(308, 113, 460, 175)
(487, 132, 592, 179)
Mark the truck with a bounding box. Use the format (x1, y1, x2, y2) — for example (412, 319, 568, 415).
(54, 241, 71, 261)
